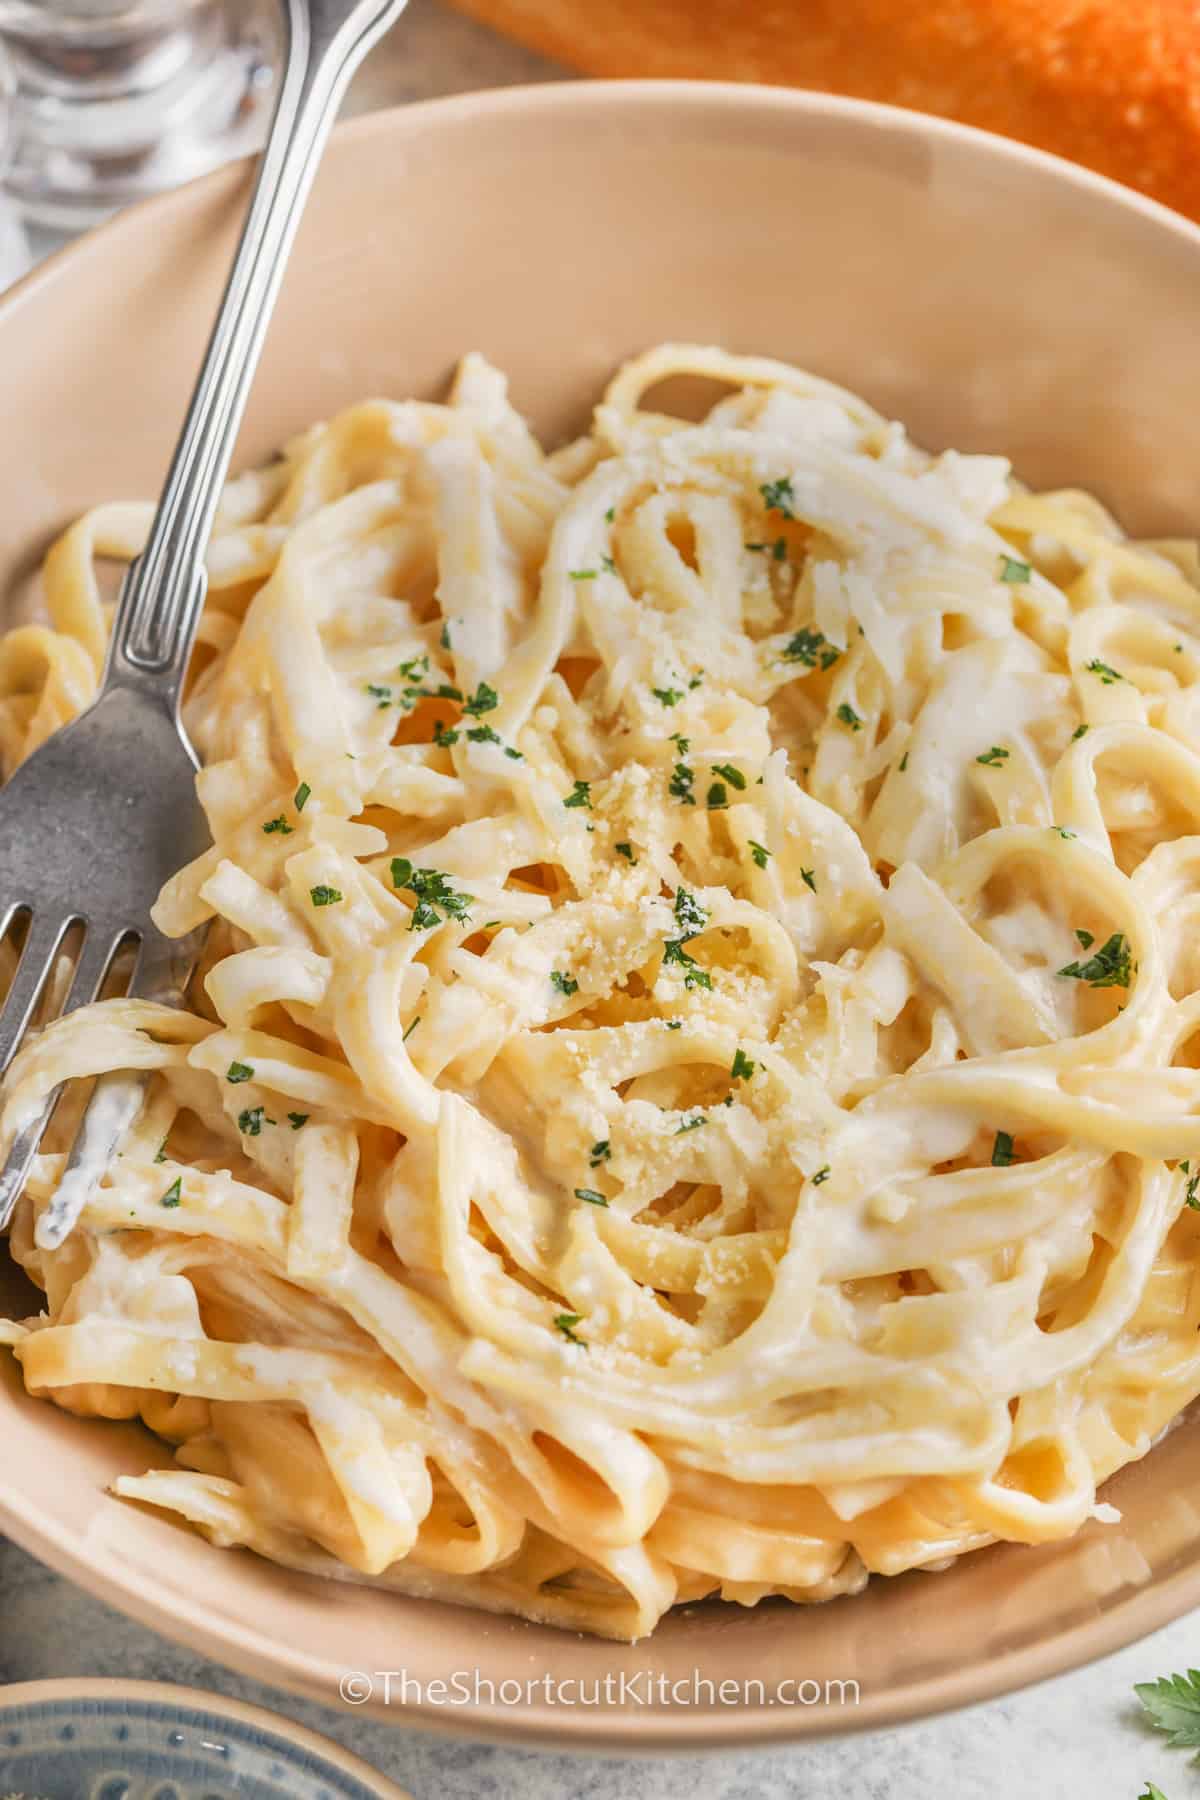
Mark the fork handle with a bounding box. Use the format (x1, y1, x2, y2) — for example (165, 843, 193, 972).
(102, 0, 408, 701)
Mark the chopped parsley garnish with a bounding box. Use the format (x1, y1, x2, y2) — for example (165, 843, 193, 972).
(462, 681, 499, 717)
(811, 1165, 832, 1186)
(1057, 930, 1132, 988)
(676, 1113, 707, 1133)
(574, 1187, 609, 1206)
(554, 1312, 586, 1345)
(653, 686, 683, 707)
(402, 1016, 421, 1042)
(771, 536, 788, 562)
(748, 839, 771, 869)
(294, 782, 311, 812)
(466, 723, 502, 745)
(262, 815, 294, 835)
(706, 782, 728, 810)
(759, 476, 796, 519)
(551, 970, 579, 996)
(662, 940, 713, 990)
(504, 745, 524, 760)
(1072, 724, 1089, 739)
(976, 746, 1009, 766)
(604, 506, 615, 523)
(398, 655, 430, 680)
(991, 1131, 1015, 1167)
(1187, 1167, 1200, 1210)
(1052, 826, 1076, 839)
(665, 1019, 682, 1030)
(1075, 928, 1095, 949)
(1085, 659, 1124, 684)
(998, 554, 1031, 584)
(589, 1140, 611, 1166)
(730, 1049, 756, 1081)
(391, 859, 472, 929)
(781, 627, 838, 669)
(563, 779, 592, 809)
(154, 1139, 168, 1164)
(433, 720, 460, 747)
(674, 888, 709, 938)
(238, 1106, 274, 1136)
(287, 1112, 309, 1130)
(669, 731, 690, 755)
(226, 1061, 254, 1084)
(440, 621, 451, 649)
(601, 555, 617, 575)
(669, 762, 696, 804)
(899, 752, 909, 772)
(569, 568, 598, 582)
(688, 673, 703, 690)
(836, 702, 864, 732)
(160, 1177, 182, 1208)
(801, 868, 817, 893)
(614, 841, 636, 862)
(711, 762, 746, 790)
(309, 885, 343, 907)
(365, 682, 394, 706)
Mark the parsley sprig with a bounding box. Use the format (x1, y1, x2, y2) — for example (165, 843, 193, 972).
(390, 859, 472, 931)
(1057, 930, 1132, 989)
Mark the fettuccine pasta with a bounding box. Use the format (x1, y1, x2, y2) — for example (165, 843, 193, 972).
(3, 344, 1200, 1640)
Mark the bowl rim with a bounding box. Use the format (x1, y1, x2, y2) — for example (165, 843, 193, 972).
(4, 75, 1200, 1754)
(0, 1675, 411, 1796)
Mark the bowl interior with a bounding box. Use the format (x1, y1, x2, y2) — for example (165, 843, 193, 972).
(3, 82, 1200, 1750)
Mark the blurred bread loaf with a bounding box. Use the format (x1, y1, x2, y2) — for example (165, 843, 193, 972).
(448, 0, 1200, 222)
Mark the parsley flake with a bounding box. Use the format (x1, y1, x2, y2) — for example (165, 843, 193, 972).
(669, 762, 696, 804)
(998, 554, 1031, 584)
(711, 762, 746, 790)
(563, 779, 592, 809)
(574, 1187, 609, 1206)
(554, 1312, 586, 1345)
(391, 860, 472, 930)
(812, 1165, 832, 1186)
(730, 1048, 756, 1081)
(1085, 659, 1124, 685)
(1057, 930, 1132, 988)
(801, 868, 817, 893)
(1075, 928, 1095, 949)
(836, 702, 864, 732)
(760, 475, 797, 519)
(365, 682, 393, 707)
(1052, 826, 1076, 839)
(899, 752, 909, 772)
(160, 1177, 182, 1208)
(676, 1113, 707, 1133)
(589, 1140, 611, 1166)
(287, 1112, 309, 1130)
(433, 720, 460, 748)
(706, 782, 728, 810)
(1072, 724, 1089, 740)
(781, 627, 837, 669)
(238, 1106, 274, 1136)
(614, 841, 637, 862)
(976, 746, 1009, 766)
(665, 1020, 682, 1030)
(674, 888, 709, 938)
(662, 939, 713, 991)
(653, 687, 683, 707)
(226, 1061, 254, 1084)
(551, 970, 579, 997)
(748, 839, 771, 869)
(309, 885, 343, 907)
(991, 1131, 1015, 1167)
(262, 815, 294, 836)
(462, 681, 499, 717)
(294, 782, 311, 811)
(569, 568, 598, 582)
(440, 621, 452, 649)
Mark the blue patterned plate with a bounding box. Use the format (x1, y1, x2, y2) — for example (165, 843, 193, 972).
(0, 1681, 408, 1800)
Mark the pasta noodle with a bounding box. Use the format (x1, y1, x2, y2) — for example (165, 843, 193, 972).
(4, 344, 1200, 1640)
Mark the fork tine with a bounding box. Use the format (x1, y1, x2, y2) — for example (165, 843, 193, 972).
(0, 925, 125, 1234)
(0, 912, 74, 1077)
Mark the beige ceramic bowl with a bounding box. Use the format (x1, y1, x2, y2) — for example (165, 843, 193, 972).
(3, 82, 1200, 1753)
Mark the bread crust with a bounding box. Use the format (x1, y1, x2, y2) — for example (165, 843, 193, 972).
(448, 0, 1200, 222)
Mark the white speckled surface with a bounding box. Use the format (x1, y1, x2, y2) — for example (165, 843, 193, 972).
(2, 5, 1199, 1794)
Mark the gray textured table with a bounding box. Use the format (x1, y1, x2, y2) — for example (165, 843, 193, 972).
(3, 4, 1199, 1793)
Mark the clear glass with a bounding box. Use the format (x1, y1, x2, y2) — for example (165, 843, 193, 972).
(0, 0, 281, 229)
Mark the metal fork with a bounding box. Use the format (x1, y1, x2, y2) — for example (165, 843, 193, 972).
(0, 0, 408, 1247)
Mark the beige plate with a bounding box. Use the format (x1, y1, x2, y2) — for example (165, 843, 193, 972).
(3, 82, 1200, 1753)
